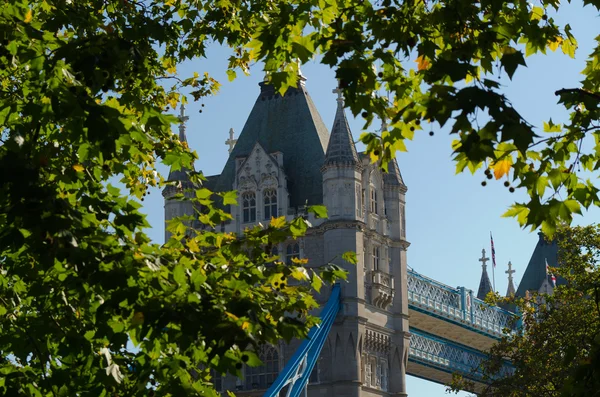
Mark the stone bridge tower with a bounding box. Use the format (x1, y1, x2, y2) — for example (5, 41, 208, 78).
(163, 76, 411, 396)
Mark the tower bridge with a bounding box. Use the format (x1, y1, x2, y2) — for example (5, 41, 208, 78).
(163, 75, 557, 396)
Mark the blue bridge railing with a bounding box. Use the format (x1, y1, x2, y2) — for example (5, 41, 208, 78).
(408, 328, 514, 382)
(407, 269, 517, 337)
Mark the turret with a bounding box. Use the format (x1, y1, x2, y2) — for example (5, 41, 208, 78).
(381, 121, 408, 241)
(477, 249, 494, 300)
(321, 86, 362, 220)
(505, 261, 516, 297)
(517, 232, 559, 297)
(162, 105, 196, 242)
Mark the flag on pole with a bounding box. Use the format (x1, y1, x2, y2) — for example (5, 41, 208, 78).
(490, 233, 497, 268)
(545, 258, 557, 287)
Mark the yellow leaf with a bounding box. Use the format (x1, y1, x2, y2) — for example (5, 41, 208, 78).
(167, 66, 177, 74)
(530, 6, 544, 21)
(415, 55, 430, 71)
(291, 266, 309, 280)
(561, 38, 577, 58)
(270, 216, 286, 229)
(493, 159, 512, 180)
(291, 257, 309, 265)
(186, 238, 200, 253)
(24, 9, 33, 23)
(73, 164, 84, 172)
(225, 312, 239, 321)
(241, 321, 250, 330)
(393, 139, 407, 152)
(548, 36, 563, 52)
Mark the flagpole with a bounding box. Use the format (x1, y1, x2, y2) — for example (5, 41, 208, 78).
(492, 264, 496, 292)
(490, 232, 496, 292)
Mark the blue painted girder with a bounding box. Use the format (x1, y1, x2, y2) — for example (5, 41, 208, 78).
(263, 284, 341, 397)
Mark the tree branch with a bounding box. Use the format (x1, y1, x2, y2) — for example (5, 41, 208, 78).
(555, 88, 600, 102)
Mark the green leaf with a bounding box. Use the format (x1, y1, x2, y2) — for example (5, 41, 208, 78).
(308, 205, 328, 219)
(342, 251, 358, 265)
(191, 269, 206, 290)
(500, 51, 527, 80)
(561, 38, 577, 58)
(502, 204, 530, 226)
(226, 69, 237, 82)
(290, 218, 308, 237)
(196, 188, 212, 200)
(536, 176, 548, 197)
(173, 264, 186, 285)
(311, 272, 323, 293)
(222, 191, 237, 206)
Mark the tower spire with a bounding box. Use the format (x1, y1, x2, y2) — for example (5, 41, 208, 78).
(225, 128, 237, 154)
(477, 249, 494, 300)
(323, 83, 360, 167)
(165, 104, 195, 183)
(178, 103, 189, 143)
(505, 261, 516, 296)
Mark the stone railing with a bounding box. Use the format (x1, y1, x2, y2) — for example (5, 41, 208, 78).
(407, 269, 517, 337)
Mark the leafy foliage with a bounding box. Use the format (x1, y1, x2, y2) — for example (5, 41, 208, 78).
(2, 0, 600, 394)
(0, 1, 349, 395)
(450, 225, 600, 396)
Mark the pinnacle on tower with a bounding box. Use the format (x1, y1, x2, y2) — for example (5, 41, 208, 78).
(323, 85, 360, 167)
(505, 261, 516, 296)
(379, 119, 407, 188)
(165, 104, 195, 185)
(477, 249, 494, 300)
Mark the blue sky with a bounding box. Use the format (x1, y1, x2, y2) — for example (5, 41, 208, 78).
(138, 2, 599, 395)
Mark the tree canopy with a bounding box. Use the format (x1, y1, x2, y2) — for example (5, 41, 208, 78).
(2, 0, 600, 395)
(450, 225, 600, 396)
(241, 0, 599, 236)
(0, 1, 346, 395)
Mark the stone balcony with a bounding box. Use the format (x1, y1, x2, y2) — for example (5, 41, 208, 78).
(371, 270, 394, 309)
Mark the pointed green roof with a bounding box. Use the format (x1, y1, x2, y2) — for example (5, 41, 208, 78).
(323, 89, 359, 167)
(477, 263, 494, 300)
(213, 78, 330, 207)
(384, 159, 407, 188)
(516, 232, 559, 297)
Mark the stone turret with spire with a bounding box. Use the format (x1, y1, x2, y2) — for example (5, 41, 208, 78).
(322, 86, 360, 167)
(477, 249, 494, 300)
(321, 84, 362, 221)
(505, 261, 516, 296)
(162, 104, 196, 242)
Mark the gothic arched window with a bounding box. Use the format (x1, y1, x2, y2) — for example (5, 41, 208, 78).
(286, 243, 300, 265)
(245, 345, 279, 390)
(242, 191, 256, 223)
(263, 188, 278, 219)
